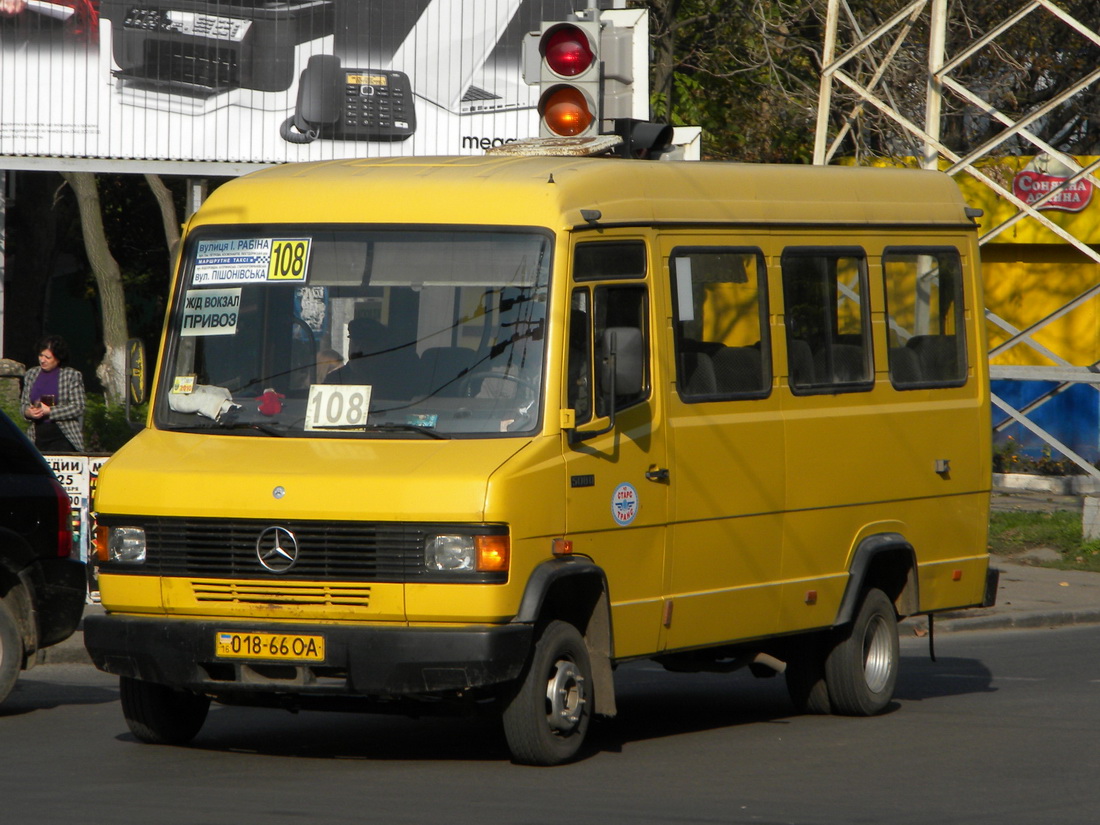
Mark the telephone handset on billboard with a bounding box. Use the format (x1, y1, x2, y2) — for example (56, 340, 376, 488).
(280, 55, 417, 144)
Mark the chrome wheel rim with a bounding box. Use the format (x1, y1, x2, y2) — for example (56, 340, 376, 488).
(545, 659, 586, 733)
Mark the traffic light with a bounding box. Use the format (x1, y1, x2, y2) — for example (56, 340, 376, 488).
(527, 13, 602, 137)
(523, 9, 652, 140)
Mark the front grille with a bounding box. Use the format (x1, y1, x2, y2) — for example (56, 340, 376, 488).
(98, 517, 509, 585)
(141, 518, 415, 581)
(192, 580, 372, 607)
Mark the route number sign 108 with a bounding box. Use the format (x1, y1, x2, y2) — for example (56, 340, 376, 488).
(305, 384, 372, 431)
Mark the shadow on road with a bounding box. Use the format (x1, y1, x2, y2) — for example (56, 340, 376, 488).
(108, 653, 996, 763)
(893, 654, 996, 702)
(1, 677, 119, 719)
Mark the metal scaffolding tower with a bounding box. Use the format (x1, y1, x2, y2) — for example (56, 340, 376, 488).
(814, 0, 1100, 479)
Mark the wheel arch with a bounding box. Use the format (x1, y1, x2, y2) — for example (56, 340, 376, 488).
(512, 556, 617, 716)
(834, 532, 919, 627)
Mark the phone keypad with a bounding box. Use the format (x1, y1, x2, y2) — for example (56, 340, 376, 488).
(340, 70, 415, 137)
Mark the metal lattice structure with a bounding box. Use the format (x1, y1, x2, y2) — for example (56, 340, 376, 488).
(814, 0, 1100, 479)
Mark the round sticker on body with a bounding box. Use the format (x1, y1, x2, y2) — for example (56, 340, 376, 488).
(611, 482, 640, 526)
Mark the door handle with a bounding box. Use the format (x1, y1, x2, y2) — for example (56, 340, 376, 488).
(645, 467, 670, 483)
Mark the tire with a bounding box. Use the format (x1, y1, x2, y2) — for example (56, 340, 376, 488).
(785, 633, 832, 715)
(823, 588, 899, 716)
(502, 620, 593, 766)
(119, 676, 210, 745)
(0, 596, 23, 707)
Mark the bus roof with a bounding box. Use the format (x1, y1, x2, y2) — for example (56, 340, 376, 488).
(192, 156, 975, 232)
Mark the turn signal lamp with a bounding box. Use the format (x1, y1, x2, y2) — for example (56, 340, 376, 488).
(476, 535, 510, 572)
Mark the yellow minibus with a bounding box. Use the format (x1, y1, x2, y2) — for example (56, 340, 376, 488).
(85, 155, 996, 765)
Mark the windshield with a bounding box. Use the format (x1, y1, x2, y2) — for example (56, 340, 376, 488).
(155, 227, 552, 438)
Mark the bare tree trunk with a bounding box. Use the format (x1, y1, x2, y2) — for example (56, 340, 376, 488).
(61, 172, 128, 404)
(143, 173, 180, 259)
(648, 0, 683, 119)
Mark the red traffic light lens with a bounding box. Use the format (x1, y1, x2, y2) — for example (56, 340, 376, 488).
(540, 86, 594, 136)
(543, 25, 595, 77)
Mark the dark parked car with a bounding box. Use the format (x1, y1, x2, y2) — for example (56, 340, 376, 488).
(0, 409, 86, 704)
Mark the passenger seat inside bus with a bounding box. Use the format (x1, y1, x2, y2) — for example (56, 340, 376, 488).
(419, 346, 476, 397)
(713, 346, 764, 393)
(906, 334, 961, 381)
(327, 318, 420, 399)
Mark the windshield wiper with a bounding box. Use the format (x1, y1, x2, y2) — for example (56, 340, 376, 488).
(362, 423, 448, 440)
(216, 420, 289, 437)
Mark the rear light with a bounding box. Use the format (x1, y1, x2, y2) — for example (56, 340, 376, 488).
(50, 478, 73, 558)
(543, 25, 595, 77)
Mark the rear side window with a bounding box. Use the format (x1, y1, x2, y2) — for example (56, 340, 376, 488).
(883, 247, 967, 388)
(671, 248, 771, 400)
(781, 248, 872, 393)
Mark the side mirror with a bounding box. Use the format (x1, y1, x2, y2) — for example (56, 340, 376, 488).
(125, 338, 147, 427)
(569, 326, 643, 443)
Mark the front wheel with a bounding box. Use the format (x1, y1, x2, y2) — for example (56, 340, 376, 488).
(824, 588, 899, 716)
(120, 676, 210, 745)
(502, 620, 592, 766)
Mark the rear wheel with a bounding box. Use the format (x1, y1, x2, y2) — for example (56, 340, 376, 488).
(120, 676, 210, 745)
(785, 633, 831, 715)
(823, 588, 899, 716)
(0, 596, 23, 706)
(502, 620, 592, 766)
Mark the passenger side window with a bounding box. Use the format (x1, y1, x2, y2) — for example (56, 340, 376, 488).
(781, 248, 872, 393)
(671, 248, 770, 400)
(883, 247, 967, 388)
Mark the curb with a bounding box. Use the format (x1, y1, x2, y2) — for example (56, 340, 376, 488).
(40, 641, 92, 666)
(41, 607, 1100, 668)
(904, 607, 1100, 635)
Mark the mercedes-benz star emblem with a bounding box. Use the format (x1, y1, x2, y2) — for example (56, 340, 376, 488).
(256, 526, 299, 574)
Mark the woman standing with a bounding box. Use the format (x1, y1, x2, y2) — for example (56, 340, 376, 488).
(21, 335, 85, 453)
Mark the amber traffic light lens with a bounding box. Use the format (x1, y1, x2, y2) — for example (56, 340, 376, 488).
(540, 86, 594, 136)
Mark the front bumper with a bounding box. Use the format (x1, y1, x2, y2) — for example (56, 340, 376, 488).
(84, 614, 532, 698)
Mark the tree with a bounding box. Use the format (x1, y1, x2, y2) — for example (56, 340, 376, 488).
(58, 172, 182, 405)
(60, 172, 128, 404)
(644, 0, 824, 161)
(643, 1, 1100, 164)
(808, 1, 1100, 161)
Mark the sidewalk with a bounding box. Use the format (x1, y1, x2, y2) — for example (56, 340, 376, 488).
(39, 487, 1100, 666)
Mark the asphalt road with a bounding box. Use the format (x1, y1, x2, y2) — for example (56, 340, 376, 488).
(4, 625, 1099, 825)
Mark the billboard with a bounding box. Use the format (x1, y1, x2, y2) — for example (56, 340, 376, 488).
(0, 0, 600, 170)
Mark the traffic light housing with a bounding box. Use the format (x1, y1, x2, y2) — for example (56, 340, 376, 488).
(528, 15, 602, 137)
(522, 9, 668, 152)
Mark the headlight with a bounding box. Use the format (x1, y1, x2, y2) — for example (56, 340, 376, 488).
(425, 533, 509, 573)
(96, 526, 147, 564)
